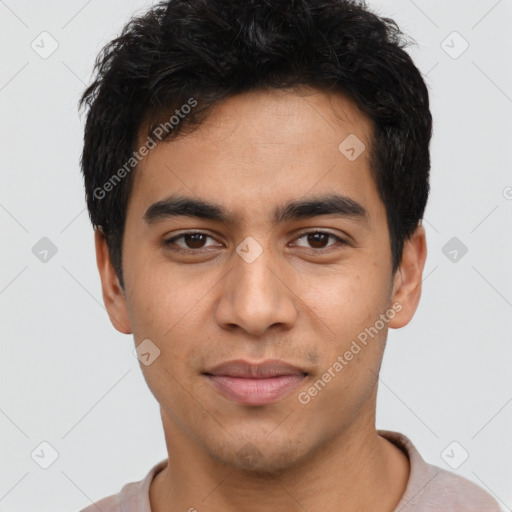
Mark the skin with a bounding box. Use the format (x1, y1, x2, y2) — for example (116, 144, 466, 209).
(95, 86, 427, 512)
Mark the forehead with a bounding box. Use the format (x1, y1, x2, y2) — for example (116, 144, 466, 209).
(129, 87, 379, 224)
(141, 86, 372, 148)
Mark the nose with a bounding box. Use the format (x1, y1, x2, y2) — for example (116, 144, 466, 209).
(214, 242, 298, 337)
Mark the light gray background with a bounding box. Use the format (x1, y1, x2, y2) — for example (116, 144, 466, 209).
(1, 0, 511, 511)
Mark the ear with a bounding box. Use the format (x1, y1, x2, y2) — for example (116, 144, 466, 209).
(388, 224, 427, 329)
(94, 228, 132, 334)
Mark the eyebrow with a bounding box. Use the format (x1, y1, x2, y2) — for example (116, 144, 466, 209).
(143, 193, 369, 226)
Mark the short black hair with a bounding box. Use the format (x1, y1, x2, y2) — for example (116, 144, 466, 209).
(80, 0, 432, 290)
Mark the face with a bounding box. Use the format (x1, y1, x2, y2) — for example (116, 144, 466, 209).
(96, 86, 426, 472)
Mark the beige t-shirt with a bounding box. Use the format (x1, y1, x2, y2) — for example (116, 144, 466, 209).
(79, 430, 501, 512)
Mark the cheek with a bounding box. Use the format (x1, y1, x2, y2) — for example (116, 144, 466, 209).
(299, 263, 390, 336)
(294, 262, 391, 401)
(128, 288, 206, 415)
(300, 272, 389, 410)
(125, 263, 215, 384)
(125, 251, 204, 337)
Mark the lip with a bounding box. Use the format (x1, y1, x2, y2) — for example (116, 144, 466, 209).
(203, 359, 308, 406)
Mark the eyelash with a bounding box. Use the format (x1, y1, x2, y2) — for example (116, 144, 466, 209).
(163, 230, 348, 254)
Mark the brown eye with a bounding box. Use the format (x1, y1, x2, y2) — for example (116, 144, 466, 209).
(306, 232, 330, 249)
(294, 231, 345, 250)
(164, 232, 219, 252)
(181, 233, 208, 249)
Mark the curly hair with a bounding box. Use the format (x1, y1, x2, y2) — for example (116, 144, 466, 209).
(79, 0, 432, 289)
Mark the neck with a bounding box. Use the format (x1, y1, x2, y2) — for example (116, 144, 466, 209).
(149, 401, 409, 512)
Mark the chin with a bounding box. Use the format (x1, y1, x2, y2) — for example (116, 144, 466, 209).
(205, 435, 307, 474)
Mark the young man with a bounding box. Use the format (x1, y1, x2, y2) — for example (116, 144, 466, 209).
(78, 0, 501, 510)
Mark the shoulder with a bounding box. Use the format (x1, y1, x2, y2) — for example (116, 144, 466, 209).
(378, 430, 501, 512)
(78, 491, 122, 512)
(425, 465, 502, 511)
(76, 459, 168, 512)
